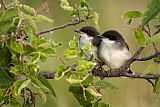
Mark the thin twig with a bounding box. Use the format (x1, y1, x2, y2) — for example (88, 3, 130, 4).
(37, 17, 92, 35)
(2, 0, 7, 10)
(138, 51, 160, 61)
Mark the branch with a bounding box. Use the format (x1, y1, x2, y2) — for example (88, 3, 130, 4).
(138, 51, 160, 61)
(2, 0, 7, 10)
(38, 17, 92, 35)
(39, 68, 159, 80)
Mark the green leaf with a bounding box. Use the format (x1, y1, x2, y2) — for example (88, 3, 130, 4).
(22, 5, 36, 15)
(95, 80, 118, 90)
(154, 77, 160, 94)
(34, 15, 53, 22)
(122, 10, 142, 18)
(30, 52, 40, 63)
(12, 43, 24, 53)
(0, 90, 5, 103)
(27, 63, 39, 78)
(42, 47, 55, 55)
(69, 86, 94, 107)
(94, 102, 111, 107)
(93, 12, 100, 28)
(10, 99, 21, 107)
(63, 49, 79, 59)
(155, 23, 160, 29)
(32, 36, 48, 47)
(0, 20, 13, 35)
(81, 42, 92, 52)
(0, 8, 18, 22)
(134, 28, 146, 47)
(141, 0, 160, 26)
(154, 55, 160, 64)
(37, 90, 47, 104)
(82, 75, 94, 85)
(0, 45, 12, 67)
(23, 14, 37, 36)
(40, 53, 47, 62)
(55, 65, 70, 80)
(75, 60, 96, 72)
(0, 69, 12, 89)
(143, 61, 157, 75)
(38, 75, 56, 97)
(69, 36, 78, 49)
(80, 0, 89, 8)
(10, 65, 23, 74)
(86, 86, 102, 97)
(14, 79, 31, 96)
(60, 0, 74, 11)
(147, 33, 160, 43)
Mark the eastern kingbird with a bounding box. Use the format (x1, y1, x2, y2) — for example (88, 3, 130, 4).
(74, 26, 100, 58)
(96, 30, 131, 69)
(75, 26, 131, 70)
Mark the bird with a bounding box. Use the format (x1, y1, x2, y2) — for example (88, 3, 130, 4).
(75, 26, 131, 71)
(74, 26, 100, 58)
(94, 30, 131, 69)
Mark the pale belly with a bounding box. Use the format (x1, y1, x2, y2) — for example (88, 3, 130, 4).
(99, 43, 131, 69)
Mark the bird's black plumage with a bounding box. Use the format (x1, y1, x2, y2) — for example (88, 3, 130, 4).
(79, 26, 100, 37)
(101, 30, 129, 50)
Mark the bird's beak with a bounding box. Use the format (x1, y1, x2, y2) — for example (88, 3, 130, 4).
(74, 29, 81, 33)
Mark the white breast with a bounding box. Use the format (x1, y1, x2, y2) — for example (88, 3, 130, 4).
(99, 38, 131, 69)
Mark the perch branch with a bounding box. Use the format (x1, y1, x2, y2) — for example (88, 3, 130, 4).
(38, 17, 92, 35)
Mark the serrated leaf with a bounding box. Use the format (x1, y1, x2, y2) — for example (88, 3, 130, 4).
(134, 28, 146, 47)
(95, 80, 118, 90)
(55, 65, 70, 80)
(69, 36, 78, 49)
(143, 61, 157, 75)
(12, 43, 24, 53)
(22, 5, 36, 15)
(0, 8, 18, 22)
(0, 69, 12, 89)
(34, 15, 53, 22)
(141, 0, 160, 26)
(60, 0, 74, 11)
(93, 12, 100, 28)
(10, 65, 23, 74)
(94, 102, 111, 107)
(75, 60, 96, 72)
(38, 75, 56, 97)
(147, 33, 160, 43)
(122, 10, 142, 18)
(63, 49, 79, 59)
(37, 90, 47, 104)
(14, 79, 31, 96)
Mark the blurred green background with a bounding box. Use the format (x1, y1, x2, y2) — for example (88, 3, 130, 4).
(5, 0, 160, 107)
